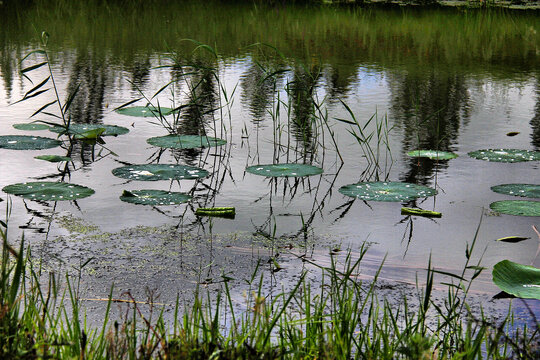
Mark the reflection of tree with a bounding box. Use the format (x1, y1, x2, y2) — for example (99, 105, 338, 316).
(388, 69, 471, 184)
(322, 64, 357, 104)
(531, 75, 540, 150)
(240, 60, 282, 122)
(0, 44, 14, 101)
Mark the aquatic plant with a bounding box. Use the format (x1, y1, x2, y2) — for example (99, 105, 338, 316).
(339, 181, 437, 201)
(120, 190, 191, 206)
(492, 260, 540, 299)
(34, 154, 72, 162)
(112, 164, 209, 181)
(406, 149, 458, 160)
(115, 105, 176, 118)
(489, 200, 540, 216)
(49, 123, 130, 137)
(2, 181, 95, 201)
(147, 135, 226, 149)
(245, 163, 323, 177)
(468, 149, 540, 162)
(0, 135, 62, 150)
(491, 184, 540, 198)
(12, 123, 50, 131)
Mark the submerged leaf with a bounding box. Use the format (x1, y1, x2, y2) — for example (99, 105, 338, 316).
(112, 164, 209, 181)
(13, 123, 50, 131)
(490, 200, 540, 217)
(490, 184, 540, 199)
(339, 182, 437, 202)
(2, 181, 94, 201)
(468, 149, 540, 163)
(495, 236, 530, 243)
(401, 207, 442, 218)
(115, 106, 176, 117)
(147, 135, 226, 149)
(120, 190, 191, 206)
(0, 135, 61, 150)
(49, 123, 129, 137)
(406, 150, 458, 160)
(506, 131, 520, 137)
(195, 207, 236, 218)
(35, 155, 72, 163)
(492, 260, 540, 299)
(245, 163, 323, 177)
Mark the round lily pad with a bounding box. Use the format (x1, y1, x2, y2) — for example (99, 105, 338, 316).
(116, 106, 176, 117)
(490, 184, 540, 199)
(0, 135, 62, 150)
(112, 164, 209, 181)
(120, 190, 192, 206)
(35, 155, 72, 163)
(245, 163, 323, 177)
(147, 135, 226, 149)
(2, 181, 95, 201)
(49, 123, 129, 136)
(493, 260, 540, 299)
(13, 123, 50, 131)
(489, 200, 540, 217)
(468, 149, 540, 163)
(339, 181, 438, 202)
(407, 150, 458, 160)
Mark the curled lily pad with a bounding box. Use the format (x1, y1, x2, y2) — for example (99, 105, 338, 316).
(490, 184, 540, 199)
(489, 200, 540, 217)
(147, 135, 226, 149)
(13, 123, 50, 131)
(493, 260, 540, 299)
(120, 190, 191, 206)
(0, 135, 62, 150)
(468, 149, 540, 162)
(245, 163, 323, 177)
(112, 164, 209, 181)
(2, 181, 95, 201)
(339, 181, 437, 202)
(406, 150, 458, 160)
(49, 123, 129, 136)
(35, 155, 72, 163)
(116, 106, 175, 117)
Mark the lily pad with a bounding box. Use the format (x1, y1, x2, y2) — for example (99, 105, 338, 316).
(35, 155, 72, 163)
(116, 106, 176, 117)
(13, 123, 50, 131)
(489, 200, 540, 217)
(0, 135, 62, 150)
(147, 135, 226, 149)
(245, 163, 323, 177)
(49, 123, 129, 137)
(406, 150, 458, 160)
(112, 164, 209, 181)
(120, 190, 192, 206)
(492, 260, 540, 299)
(468, 149, 540, 163)
(339, 181, 437, 202)
(2, 181, 95, 201)
(490, 184, 540, 199)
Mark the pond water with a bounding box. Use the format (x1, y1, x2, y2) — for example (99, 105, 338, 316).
(0, 2, 539, 312)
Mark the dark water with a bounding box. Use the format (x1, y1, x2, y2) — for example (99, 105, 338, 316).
(0, 2, 539, 314)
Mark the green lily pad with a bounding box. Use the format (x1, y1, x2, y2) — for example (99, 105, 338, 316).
(0, 135, 62, 150)
(490, 184, 540, 199)
(489, 200, 540, 217)
(35, 155, 72, 163)
(2, 181, 95, 201)
(112, 164, 209, 181)
(468, 149, 540, 163)
(147, 135, 226, 149)
(245, 163, 323, 177)
(49, 123, 129, 136)
(116, 106, 176, 117)
(120, 190, 192, 206)
(492, 260, 540, 299)
(339, 181, 437, 202)
(13, 123, 50, 131)
(406, 150, 458, 160)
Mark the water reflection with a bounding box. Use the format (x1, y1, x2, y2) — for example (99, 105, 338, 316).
(531, 75, 540, 150)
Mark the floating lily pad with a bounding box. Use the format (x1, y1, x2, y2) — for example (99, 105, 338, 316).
(0, 135, 62, 150)
(116, 106, 176, 117)
(120, 190, 192, 206)
(492, 260, 540, 299)
(13, 123, 50, 131)
(489, 200, 540, 217)
(2, 181, 95, 201)
(468, 149, 540, 163)
(112, 164, 209, 181)
(49, 123, 129, 136)
(406, 150, 458, 160)
(490, 184, 540, 199)
(245, 163, 323, 177)
(35, 155, 72, 163)
(339, 181, 437, 202)
(147, 135, 226, 149)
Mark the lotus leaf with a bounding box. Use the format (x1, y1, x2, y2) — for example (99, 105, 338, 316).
(147, 135, 226, 149)
(489, 200, 540, 216)
(468, 149, 540, 162)
(49, 123, 129, 136)
(2, 181, 95, 201)
(116, 106, 175, 117)
(492, 260, 540, 299)
(406, 150, 458, 160)
(112, 164, 209, 181)
(120, 190, 191, 206)
(35, 155, 72, 163)
(0, 135, 62, 150)
(339, 181, 437, 202)
(490, 184, 540, 199)
(245, 164, 323, 177)
(13, 123, 50, 131)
